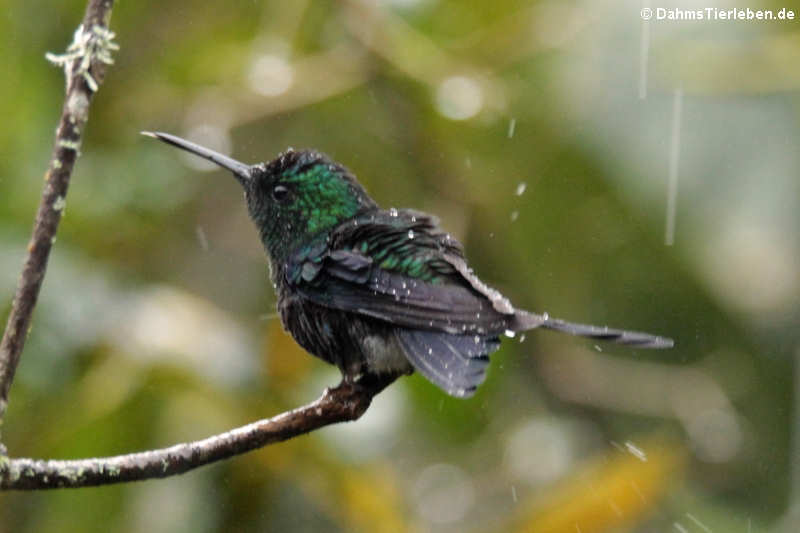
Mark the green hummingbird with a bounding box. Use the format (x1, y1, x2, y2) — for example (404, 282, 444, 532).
(144, 132, 673, 398)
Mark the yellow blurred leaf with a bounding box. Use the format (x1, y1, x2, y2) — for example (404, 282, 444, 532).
(264, 318, 314, 390)
(513, 439, 687, 533)
(337, 466, 412, 533)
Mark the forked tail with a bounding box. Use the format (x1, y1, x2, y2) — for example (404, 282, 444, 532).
(512, 310, 673, 349)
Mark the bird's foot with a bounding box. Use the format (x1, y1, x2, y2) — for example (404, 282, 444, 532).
(343, 371, 398, 396)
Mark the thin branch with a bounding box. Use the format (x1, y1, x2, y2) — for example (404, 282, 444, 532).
(0, 0, 116, 423)
(0, 379, 391, 490)
(0, 0, 392, 493)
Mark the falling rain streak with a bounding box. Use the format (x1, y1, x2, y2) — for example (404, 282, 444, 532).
(624, 440, 647, 462)
(507, 118, 516, 138)
(665, 88, 683, 246)
(639, 0, 651, 99)
(685, 513, 712, 533)
(195, 225, 209, 252)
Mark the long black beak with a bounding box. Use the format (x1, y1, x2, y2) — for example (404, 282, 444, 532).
(142, 131, 252, 184)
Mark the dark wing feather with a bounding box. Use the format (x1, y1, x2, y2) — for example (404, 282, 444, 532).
(286, 209, 516, 336)
(395, 330, 500, 398)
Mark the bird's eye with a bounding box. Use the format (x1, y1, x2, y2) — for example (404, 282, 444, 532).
(272, 184, 291, 203)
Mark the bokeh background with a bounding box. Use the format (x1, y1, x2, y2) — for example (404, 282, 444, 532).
(2, 0, 799, 531)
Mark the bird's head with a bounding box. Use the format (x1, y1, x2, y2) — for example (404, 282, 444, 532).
(144, 132, 377, 261)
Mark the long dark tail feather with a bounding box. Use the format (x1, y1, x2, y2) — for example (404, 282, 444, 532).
(512, 310, 673, 349)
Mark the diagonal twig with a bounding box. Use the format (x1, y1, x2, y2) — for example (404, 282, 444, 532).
(0, 0, 116, 424)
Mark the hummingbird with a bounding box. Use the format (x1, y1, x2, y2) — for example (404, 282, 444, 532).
(143, 132, 673, 398)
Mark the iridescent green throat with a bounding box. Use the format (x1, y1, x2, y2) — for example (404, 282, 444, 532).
(284, 163, 364, 235)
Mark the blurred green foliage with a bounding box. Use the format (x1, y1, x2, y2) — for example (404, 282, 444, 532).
(2, 1, 799, 532)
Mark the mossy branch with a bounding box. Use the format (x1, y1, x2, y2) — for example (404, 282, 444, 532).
(1, 380, 389, 490)
(0, 0, 116, 423)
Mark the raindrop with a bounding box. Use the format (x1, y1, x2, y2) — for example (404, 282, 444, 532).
(624, 441, 647, 462)
(408, 230, 415, 239)
(665, 88, 683, 246)
(685, 513, 712, 533)
(507, 118, 516, 138)
(639, 6, 650, 99)
(510, 210, 519, 222)
(515, 182, 527, 196)
(195, 225, 209, 252)
(608, 499, 622, 517)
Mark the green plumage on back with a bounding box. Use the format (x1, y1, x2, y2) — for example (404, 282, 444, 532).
(339, 211, 462, 285)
